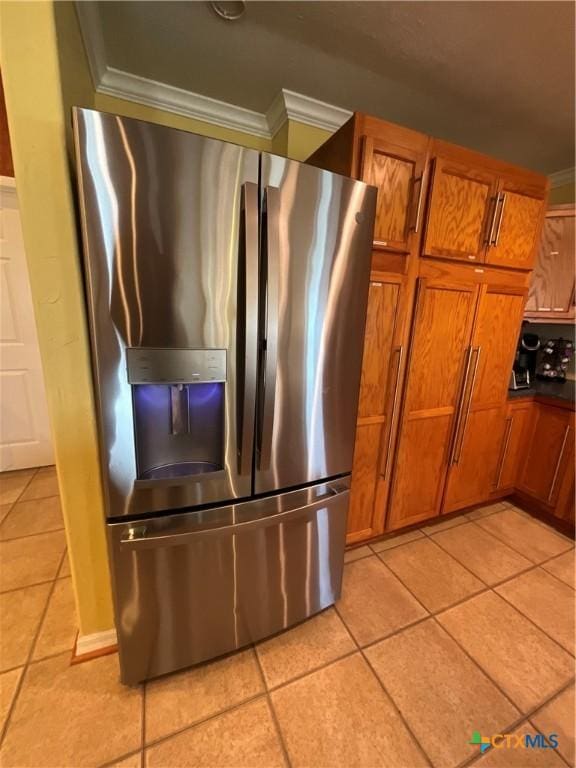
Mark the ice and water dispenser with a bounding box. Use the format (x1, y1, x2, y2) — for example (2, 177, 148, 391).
(126, 348, 226, 481)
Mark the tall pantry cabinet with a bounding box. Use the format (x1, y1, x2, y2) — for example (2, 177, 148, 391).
(309, 113, 548, 543)
(310, 115, 430, 543)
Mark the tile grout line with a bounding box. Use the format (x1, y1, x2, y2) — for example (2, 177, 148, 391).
(467, 514, 574, 565)
(339, 554, 573, 766)
(461, 676, 576, 768)
(0, 524, 66, 545)
(491, 584, 576, 659)
(251, 646, 293, 768)
(331, 602, 434, 767)
(435, 607, 574, 733)
(0, 546, 67, 750)
(141, 691, 268, 753)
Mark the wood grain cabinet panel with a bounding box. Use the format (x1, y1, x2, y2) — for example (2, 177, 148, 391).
(443, 286, 527, 512)
(518, 405, 574, 508)
(525, 206, 575, 318)
(422, 158, 496, 263)
(386, 278, 478, 530)
(347, 279, 403, 543)
(494, 401, 533, 492)
(360, 137, 425, 253)
(486, 187, 545, 270)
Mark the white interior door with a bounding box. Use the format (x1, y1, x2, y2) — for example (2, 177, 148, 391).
(0, 176, 53, 470)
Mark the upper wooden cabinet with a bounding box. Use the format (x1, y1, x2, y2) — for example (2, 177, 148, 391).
(525, 205, 575, 320)
(423, 158, 496, 263)
(360, 136, 427, 253)
(308, 113, 430, 259)
(422, 141, 548, 270)
(485, 182, 545, 270)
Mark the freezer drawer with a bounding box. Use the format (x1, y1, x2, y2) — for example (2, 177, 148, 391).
(108, 478, 349, 684)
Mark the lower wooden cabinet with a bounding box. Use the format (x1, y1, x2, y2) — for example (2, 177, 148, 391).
(493, 399, 533, 492)
(517, 402, 574, 521)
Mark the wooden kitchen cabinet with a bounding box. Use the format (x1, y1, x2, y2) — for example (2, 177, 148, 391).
(485, 181, 546, 270)
(422, 141, 547, 269)
(347, 276, 405, 542)
(360, 135, 427, 253)
(525, 205, 575, 320)
(443, 284, 527, 511)
(310, 112, 548, 541)
(493, 399, 533, 492)
(517, 403, 574, 516)
(386, 275, 479, 529)
(422, 157, 496, 264)
(308, 113, 430, 259)
(309, 114, 427, 543)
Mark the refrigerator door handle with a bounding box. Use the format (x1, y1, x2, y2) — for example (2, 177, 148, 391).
(258, 186, 280, 470)
(120, 483, 349, 550)
(238, 182, 260, 476)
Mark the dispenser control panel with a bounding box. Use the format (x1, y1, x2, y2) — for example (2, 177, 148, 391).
(126, 348, 227, 384)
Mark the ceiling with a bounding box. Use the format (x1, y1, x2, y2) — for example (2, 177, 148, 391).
(86, 1, 574, 174)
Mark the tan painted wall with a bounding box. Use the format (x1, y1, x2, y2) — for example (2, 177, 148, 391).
(0, 0, 113, 635)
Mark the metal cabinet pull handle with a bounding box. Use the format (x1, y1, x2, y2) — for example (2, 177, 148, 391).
(258, 186, 280, 471)
(238, 182, 259, 475)
(410, 176, 424, 234)
(486, 194, 500, 245)
(452, 347, 481, 465)
(548, 425, 570, 502)
(381, 346, 404, 478)
(449, 347, 473, 465)
(492, 193, 506, 246)
(496, 416, 513, 488)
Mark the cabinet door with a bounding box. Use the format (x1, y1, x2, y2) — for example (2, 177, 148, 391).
(348, 278, 402, 543)
(518, 405, 573, 506)
(525, 212, 575, 315)
(486, 184, 545, 270)
(360, 137, 426, 253)
(444, 286, 526, 512)
(422, 157, 496, 263)
(494, 401, 533, 491)
(386, 278, 478, 530)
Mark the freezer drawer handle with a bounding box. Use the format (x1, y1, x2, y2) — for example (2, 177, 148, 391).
(120, 485, 349, 550)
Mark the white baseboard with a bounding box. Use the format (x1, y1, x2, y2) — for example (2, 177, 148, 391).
(75, 628, 118, 657)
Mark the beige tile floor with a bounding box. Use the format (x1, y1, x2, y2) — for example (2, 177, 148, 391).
(0, 471, 574, 768)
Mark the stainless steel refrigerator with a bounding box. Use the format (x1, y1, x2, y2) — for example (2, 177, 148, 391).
(73, 107, 376, 684)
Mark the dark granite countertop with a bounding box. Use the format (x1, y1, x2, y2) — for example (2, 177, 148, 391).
(508, 378, 575, 405)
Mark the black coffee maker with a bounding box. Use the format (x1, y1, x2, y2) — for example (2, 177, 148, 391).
(510, 328, 540, 390)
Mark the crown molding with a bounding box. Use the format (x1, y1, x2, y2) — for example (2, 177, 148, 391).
(548, 167, 575, 188)
(98, 68, 271, 138)
(76, 2, 350, 140)
(75, 2, 107, 86)
(281, 89, 351, 132)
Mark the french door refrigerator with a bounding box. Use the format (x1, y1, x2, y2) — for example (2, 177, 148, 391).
(73, 107, 376, 684)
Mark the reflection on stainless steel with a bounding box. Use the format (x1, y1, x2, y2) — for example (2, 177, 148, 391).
(73, 108, 376, 685)
(256, 155, 375, 493)
(74, 109, 258, 515)
(109, 478, 349, 683)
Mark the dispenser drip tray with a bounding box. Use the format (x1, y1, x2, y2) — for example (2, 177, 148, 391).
(140, 461, 223, 480)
